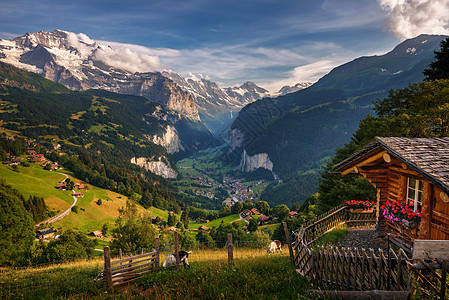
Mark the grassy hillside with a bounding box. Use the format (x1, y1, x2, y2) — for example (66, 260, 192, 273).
(0, 249, 310, 299)
(0, 162, 166, 233)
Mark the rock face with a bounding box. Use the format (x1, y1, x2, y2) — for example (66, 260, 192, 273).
(146, 125, 184, 154)
(240, 149, 273, 172)
(163, 72, 270, 133)
(229, 128, 244, 153)
(130, 157, 178, 179)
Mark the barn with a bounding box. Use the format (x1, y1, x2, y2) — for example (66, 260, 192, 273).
(333, 137, 449, 250)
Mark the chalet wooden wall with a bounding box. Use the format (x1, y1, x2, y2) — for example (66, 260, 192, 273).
(430, 186, 449, 240)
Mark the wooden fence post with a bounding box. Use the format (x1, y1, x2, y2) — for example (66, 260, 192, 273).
(228, 233, 233, 264)
(104, 246, 112, 288)
(155, 236, 160, 270)
(119, 248, 123, 269)
(283, 222, 294, 262)
(174, 231, 180, 269)
(441, 259, 447, 300)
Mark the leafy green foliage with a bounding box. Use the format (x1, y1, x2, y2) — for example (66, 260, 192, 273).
(0, 179, 34, 265)
(272, 204, 290, 220)
(255, 201, 270, 215)
(231, 201, 243, 214)
(209, 223, 249, 244)
(111, 200, 156, 254)
(45, 230, 97, 262)
(196, 230, 215, 245)
(247, 218, 258, 232)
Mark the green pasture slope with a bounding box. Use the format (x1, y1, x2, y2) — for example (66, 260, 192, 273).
(0, 163, 73, 205)
(0, 162, 169, 233)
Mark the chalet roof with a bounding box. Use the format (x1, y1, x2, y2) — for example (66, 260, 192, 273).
(333, 137, 449, 194)
(198, 225, 210, 231)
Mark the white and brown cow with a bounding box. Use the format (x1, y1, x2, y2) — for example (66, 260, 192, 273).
(162, 250, 192, 268)
(266, 240, 282, 254)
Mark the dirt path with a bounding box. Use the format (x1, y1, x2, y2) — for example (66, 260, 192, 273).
(35, 171, 77, 227)
(336, 225, 389, 254)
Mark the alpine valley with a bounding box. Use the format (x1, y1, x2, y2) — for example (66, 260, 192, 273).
(0, 30, 447, 209)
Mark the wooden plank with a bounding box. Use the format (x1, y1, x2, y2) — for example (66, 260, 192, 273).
(174, 231, 180, 269)
(283, 222, 294, 262)
(111, 259, 155, 275)
(418, 182, 432, 239)
(111, 256, 155, 271)
(341, 150, 387, 175)
(111, 250, 157, 265)
(413, 240, 449, 260)
(432, 210, 449, 222)
(431, 222, 449, 236)
(228, 233, 233, 264)
(104, 246, 112, 288)
(440, 259, 447, 300)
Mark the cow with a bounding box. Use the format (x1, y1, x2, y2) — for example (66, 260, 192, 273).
(266, 240, 282, 254)
(162, 250, 192, 268)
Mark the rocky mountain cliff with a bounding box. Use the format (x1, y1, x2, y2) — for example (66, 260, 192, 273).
(0, 30, 217, 152)
(163, 72, 272, 133)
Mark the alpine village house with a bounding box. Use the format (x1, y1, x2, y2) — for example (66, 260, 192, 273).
(333, 137, 449, 251)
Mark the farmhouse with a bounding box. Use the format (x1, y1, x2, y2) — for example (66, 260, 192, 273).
(334, 137, 449, 250)
(36, 228, 55, 239)
(91, 230, 103, 238)
(250, 208, 260, 215)
(198, 225, 210, 232)
(56, 183, 67, 190)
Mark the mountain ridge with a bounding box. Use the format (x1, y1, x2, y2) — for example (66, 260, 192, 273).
(229, 34, 448, 207)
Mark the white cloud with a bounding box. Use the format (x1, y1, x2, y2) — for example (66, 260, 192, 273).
(92, 46, 161, 73)
(378, 0, 449, 39)
(64, 33, 163, 73)
(261, 60, 346, 93)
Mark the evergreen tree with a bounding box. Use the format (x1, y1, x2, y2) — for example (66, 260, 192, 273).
(424, 37, 449, 81)
(167, 212, 176, 226)
(0, 180, 34, 265)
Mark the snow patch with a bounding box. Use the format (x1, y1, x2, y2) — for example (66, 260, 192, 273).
(406, 47, 416, 54)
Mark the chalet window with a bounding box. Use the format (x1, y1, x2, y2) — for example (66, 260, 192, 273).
(406, 178, 423, 211)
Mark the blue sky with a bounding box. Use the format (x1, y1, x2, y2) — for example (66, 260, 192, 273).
(1, 0, 449, 91)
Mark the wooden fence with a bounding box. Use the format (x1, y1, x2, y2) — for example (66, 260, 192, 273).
(103, 232, 238, 288)
(103, 237, 160, 288)
(292, 204, 449, 299)
(292, 204, 412, 292)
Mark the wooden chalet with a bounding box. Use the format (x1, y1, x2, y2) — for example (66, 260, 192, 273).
(36, 228, 55, 239)
(91, 230, 104, 238)
(334, 137, 449, 250)
(198, 225, 210, 232)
